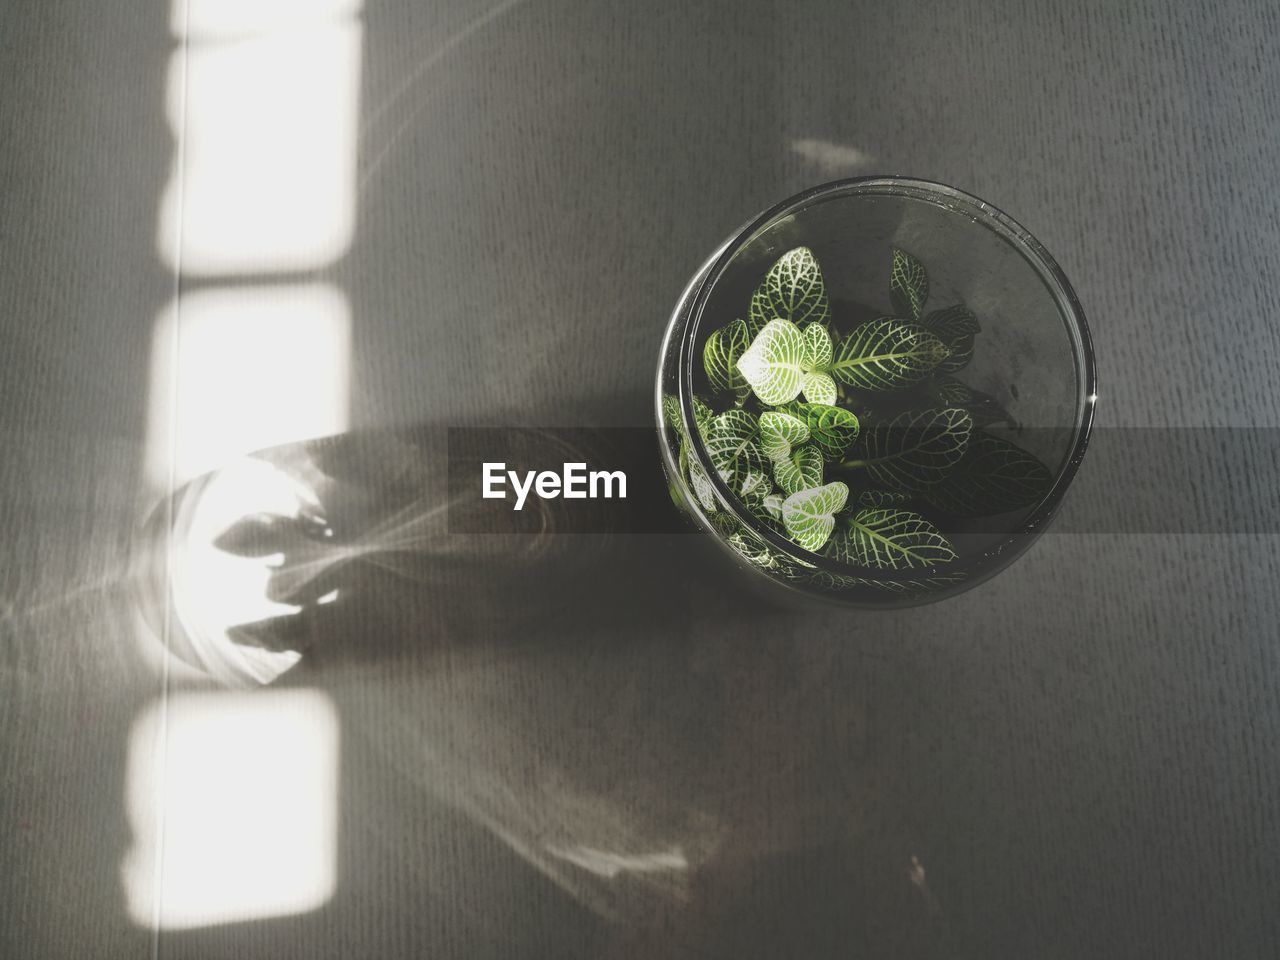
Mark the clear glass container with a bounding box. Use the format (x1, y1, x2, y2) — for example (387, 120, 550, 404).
(655, 177, 1097, 607)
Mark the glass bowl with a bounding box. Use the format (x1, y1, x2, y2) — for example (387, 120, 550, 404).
(655, 177, 1097, 607)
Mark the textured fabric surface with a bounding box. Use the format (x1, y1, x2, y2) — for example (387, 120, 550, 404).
(2, 0, 1279, 957)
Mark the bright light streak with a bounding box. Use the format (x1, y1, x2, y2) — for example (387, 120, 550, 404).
(159, 13, 362, 273)
(176, 0, 362, 39)
(147, 284, 350, 489)
(123, 690, 339, 929)
(129, 0, 360, 935)
(546, 845, 689, 879)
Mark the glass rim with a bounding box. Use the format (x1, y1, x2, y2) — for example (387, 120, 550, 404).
(675, 175, 1098, 583)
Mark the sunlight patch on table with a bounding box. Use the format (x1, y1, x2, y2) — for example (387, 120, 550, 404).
(158, 3, 362, 274)
(146, 285, 350, 490)
(123, 689, 339, 929)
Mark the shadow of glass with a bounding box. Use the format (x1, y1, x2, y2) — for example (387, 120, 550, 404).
(131, 404, 956, 952)
(135, 399, 791, 683)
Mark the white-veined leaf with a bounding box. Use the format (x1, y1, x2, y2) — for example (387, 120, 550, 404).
(762, 492, 783, 519)
(889, 247, 929, 320)
(845, 406, 973, 492)
(826, 319, 950, 391)
(702, 318, 753, 401)
(776, 401, 860, 462)
(736, 318, 808, 405)
(665, 392, 717, 512)
(746, 287, 771, 338)
(781, 481, 848, 552)
(702, 409, 760, 490)
(661, 393, 715, 436)
(803, 321, 833, 368)
(668, 436, 692, 511)
(802, 371, 838, 405)
(745, 496, 786, 537)
(752, 246, 831, 329)
(726, 530, 780, 569)
(922, 304, 980, 373)
(738, 456, 771, 504)
(702, 408, 757, 459)
(662, 393, 680, 430)
(688, 455, 718, 512)
(758, 411, 810, 460)
(828, 508, 957, 570)
(774, 444, 824, 495)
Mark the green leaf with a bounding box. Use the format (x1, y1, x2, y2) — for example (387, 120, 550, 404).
(803, 322, 833, 368)
(782, 481, 848, 552)
(727, 529, 780, 569)
(747, 287, 772, 338)
(668, 436, 692, 511)
(777, 401, 861, 462)
(661, 393, 681, 433)
(922, 432, 1053, 516)
(702, 318, 753, 402)
(664, 392, 717, 512)
(710, 512, 739, 538)
(754, 246, 831, 328)
(758, 411, 810, 461)
(890, 247, 929, 320)
(856, 488, 911, 508)
(667, 469, 689, 512)
(931, 376, 1013, 427)
(736, 318, 808, 405)
(802, 371, 837, 404)
(829, 508, 957, 570)
(702, 408, 758, 456)
(722, 451, 769, 505)
(774, 444, 824, 496)
(762, 492, 783, 519)
(826, 319, 950, 392)
(738, 460, 772, 504)
(661, 393, 714, 436)
(688, 455, 718, 512)
(922, 304, 979, 373)
(693, 395, 714, 428)
(702, 409, 763, 493)
(745, 496, 786, 537)
(843, 406, 973, 492)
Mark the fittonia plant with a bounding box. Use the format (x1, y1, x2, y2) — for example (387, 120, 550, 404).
(668, 246, 1053, 574)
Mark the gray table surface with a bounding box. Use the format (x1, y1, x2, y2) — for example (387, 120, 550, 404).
(3, 0, 1279, 957)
